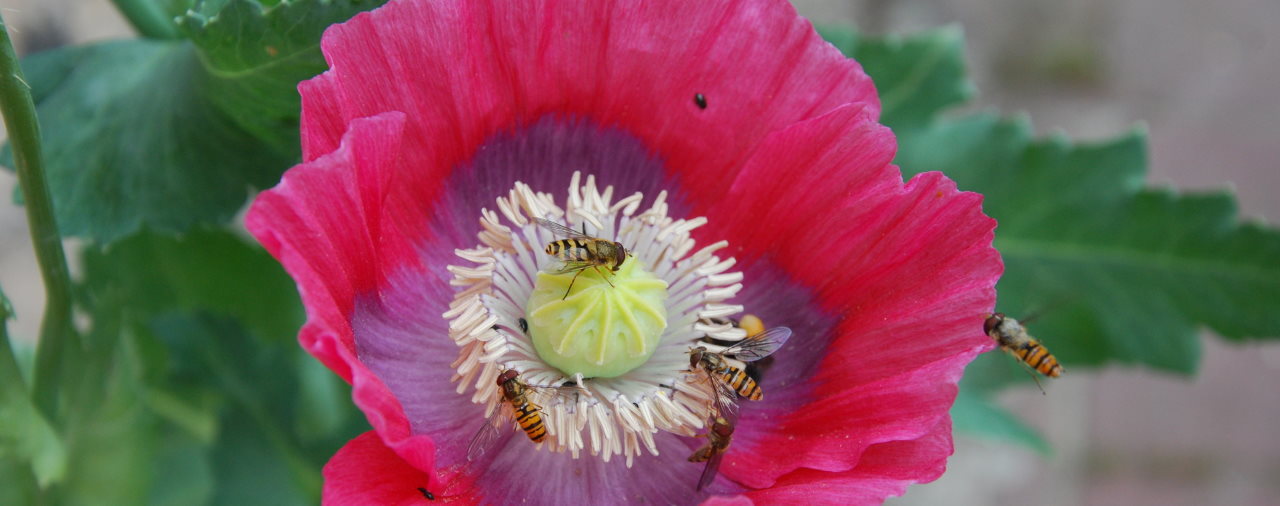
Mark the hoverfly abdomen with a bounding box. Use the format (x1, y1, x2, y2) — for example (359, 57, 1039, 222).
(546, 238, 594, 262)
(1012, 339, 1063, 378)
(512, 399, 547, 442)
(719, 366, 762, 401)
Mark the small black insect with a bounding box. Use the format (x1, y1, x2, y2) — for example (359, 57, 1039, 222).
(694, 93, 707, 109)
(417, 487, 435, 500)
(518, 317, 529, 335)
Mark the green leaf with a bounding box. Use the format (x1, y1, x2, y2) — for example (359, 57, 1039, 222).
(146, 431, 215, 506)
(3, 41, 291, 242)
(80, 229, 364, 502)
(950, 387, 1049, 454)
(0, 286, 67, 487)
(895, 114, 1280, 374)
(3, 0, 387, 243)
(0, 390, 66, 487)
(180, 0, 390, 153)
(149, 313, 364, 505)
(82, 228, 305, 342)
(836, 28, 1280, 381)
(208, 413, 312, 506)
(819, 25, 973, 130)
(0, 458, 39, 505)
(57, 325, 159, 505)
(832, 27, 1280, 451)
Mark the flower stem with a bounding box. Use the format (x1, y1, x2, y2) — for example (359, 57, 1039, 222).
(0, 14, 79, 422)
(109, 0, 181, 40)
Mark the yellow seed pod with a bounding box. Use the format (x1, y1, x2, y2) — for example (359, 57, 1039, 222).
(525, 260, 669, 378)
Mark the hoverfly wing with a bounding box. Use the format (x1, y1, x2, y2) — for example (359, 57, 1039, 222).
(466, 419, 503, 461)
(550, 260, 595, 275)
(724, 326, 793, 362)
(705, 368, 738, 416)
(534, 218, 594, 240)
(695, 449, 725, 492)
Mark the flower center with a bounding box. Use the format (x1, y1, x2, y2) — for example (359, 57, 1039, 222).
(445, 172, 747, 464)
(526, 257, 669, 378)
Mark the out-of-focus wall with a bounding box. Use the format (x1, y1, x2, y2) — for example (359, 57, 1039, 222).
(789, 1, 1280, 505)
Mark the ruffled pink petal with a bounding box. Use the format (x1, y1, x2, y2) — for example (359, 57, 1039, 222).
(735, 418, 953, 505)
(693, 105, 999, 488)
(322, 431, 478, 505)
(725, 352, 971, 489)
(246, 113, 438, 473)
(300, 0, 878, 219)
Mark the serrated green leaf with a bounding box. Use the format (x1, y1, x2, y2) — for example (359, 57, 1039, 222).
(180, 0, 389, 152)
(820, 25, 973, 130)
(894, 114, 1280, 374)
(950, 387, 1050, 454)
(836, 27, 1280, 382)
(3, 0, 386, 243)
(82, 228, 304, 342)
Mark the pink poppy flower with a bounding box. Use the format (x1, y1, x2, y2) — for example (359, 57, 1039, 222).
(246, 0, 1001, 504)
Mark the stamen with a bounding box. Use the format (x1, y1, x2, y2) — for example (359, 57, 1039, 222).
(444, 172, 746, 463)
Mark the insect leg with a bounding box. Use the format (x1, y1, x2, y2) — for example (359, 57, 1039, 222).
(562, 269, 585, 300)
(1006, 348, 1047, 395)
(594, 265, 616, 287)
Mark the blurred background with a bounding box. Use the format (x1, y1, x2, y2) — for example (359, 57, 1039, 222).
(1, 1, 1277, 504)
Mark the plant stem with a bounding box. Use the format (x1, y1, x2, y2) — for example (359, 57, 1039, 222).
(0, 14, 79, 422)
(110, 0, 181, 40)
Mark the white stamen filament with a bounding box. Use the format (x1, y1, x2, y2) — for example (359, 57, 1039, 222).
(444, 172, 745, 466)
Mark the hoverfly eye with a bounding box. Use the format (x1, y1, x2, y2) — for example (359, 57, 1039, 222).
(497, 370, 518, 385)
(983, 315, 1002, 335)
(712, 421, 733, 437)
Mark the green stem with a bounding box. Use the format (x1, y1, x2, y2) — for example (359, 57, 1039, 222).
(0, 293, 26, 398)
(0, 14, 79, 422)
(109, 0, 181, 40)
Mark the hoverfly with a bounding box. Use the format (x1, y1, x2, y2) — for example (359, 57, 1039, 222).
(466, 370, 547, 460)
(984, 313, 1063, 391)
(688, 416, 734, 491)
(690, 325, 792, 413)
(534, 218, 629, 299)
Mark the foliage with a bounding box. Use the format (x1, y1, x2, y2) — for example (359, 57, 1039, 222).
(2, 0, 388, 243)
(822, 25, 1280, 445)
(0, 5, 1276, 504)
